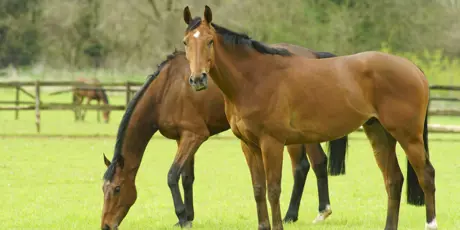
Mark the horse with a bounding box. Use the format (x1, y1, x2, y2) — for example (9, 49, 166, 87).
(100, 48, 349, 230)
(181, 6, 436, 230)
(72, 77, 110, 123)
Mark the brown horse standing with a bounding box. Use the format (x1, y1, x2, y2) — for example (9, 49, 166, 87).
(182, 6, 436, 230)
(73, 77, 110, 123)
(100, 49, 349, 229)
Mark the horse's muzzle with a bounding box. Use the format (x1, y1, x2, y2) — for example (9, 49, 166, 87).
(189, 73, 208, 91)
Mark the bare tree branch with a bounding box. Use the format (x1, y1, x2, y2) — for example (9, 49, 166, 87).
(147, 0, 162, 20)
(127, 1, 159, 25)
(166, 0, 173, 11)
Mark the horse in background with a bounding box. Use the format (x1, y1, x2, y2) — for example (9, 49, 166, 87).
(72, 77, 110, 123)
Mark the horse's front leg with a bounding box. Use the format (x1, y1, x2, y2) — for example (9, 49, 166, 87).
(168, 131, 207, 228)
(260, 136, 285, 230)
(240, 140, 270, 230)
(181, 153, 196, 223)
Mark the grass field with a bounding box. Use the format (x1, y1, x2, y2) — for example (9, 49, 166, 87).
(1, 89, 460, 229)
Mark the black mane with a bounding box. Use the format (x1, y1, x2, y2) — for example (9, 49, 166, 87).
(103, 50, 184, 181)
(186, 17, 291, 56)
(314, 51, 337, 59)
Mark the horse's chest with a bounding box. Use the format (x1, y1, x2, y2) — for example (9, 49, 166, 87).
(157, 121, 180, 139)
(229, 116, 263, 145)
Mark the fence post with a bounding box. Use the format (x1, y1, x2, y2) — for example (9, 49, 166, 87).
(15, 85, 20, 119)
(35, 80, 41, 133)
(126, 81, 131, 106)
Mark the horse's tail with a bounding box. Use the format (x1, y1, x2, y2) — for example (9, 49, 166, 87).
(327, 136, 348, 175)
(407, 68, 430, 206)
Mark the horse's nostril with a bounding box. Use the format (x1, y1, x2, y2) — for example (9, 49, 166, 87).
(201, 73, 207, 79)
(102, 224, 110, 230)
(189, 76, 194, 85)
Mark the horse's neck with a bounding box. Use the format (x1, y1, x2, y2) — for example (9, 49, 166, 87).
(120, 90, 159, 172)
(211, 41, 253, 102)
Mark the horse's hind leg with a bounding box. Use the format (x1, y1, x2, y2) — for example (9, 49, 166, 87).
(168, 131, 206, 228)
(73, 95, 82, 121)
(305, 143, 332, 223)
(363, 119, 402, 230)
(386, 125, 436, 230)
(284, 144, 310, 223)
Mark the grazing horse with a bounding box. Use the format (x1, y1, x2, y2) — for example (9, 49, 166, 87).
(100, 48, 349, 229)
(72, 77, 110, 123)
(181, 6, 436, 230)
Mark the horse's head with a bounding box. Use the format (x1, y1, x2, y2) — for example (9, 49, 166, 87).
(103, 110, 110, 124)
(183, 5, 215, 91)
(101, 154, 137, 230)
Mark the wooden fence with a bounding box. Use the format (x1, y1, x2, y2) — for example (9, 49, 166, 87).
(0, 80, 144, 133)
(1, 81, 460, 134)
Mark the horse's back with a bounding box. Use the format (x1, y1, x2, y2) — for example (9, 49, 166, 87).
(270, 51, 428, 142)
(345, 51, 428, 93)
(271, 43, 318, 59)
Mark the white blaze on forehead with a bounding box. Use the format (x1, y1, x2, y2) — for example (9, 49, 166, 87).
(193, 31, 200, 38)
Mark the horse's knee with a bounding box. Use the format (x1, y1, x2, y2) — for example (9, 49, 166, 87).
(253, 184, 266, 202)
(167, 166, 180, 188)
(295, 158, 310, 177)
(267, 184, 281, 203)
(312, 157, 328, 179)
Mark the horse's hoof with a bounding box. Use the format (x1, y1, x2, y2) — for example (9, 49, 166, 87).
(312, 206, 332, 224)
(258, 223, 270, 230)
(283, 215, 298, 223)
(425, 218, 438, 230)
(174, 221, 192, 228)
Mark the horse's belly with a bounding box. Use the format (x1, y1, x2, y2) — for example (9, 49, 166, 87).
(287, 107, 370, 144)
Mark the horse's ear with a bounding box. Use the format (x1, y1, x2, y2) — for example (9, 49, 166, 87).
(204, 5, 212, 23)
(183, 6, 192, 25)
(103, 154, 111, 167)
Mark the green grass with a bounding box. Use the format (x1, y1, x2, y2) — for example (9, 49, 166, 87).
(1, 89, 460, 229)
(1, 133, 460, 229)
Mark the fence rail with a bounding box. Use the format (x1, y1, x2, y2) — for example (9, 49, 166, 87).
(0, 81, 143, 87)
(1, 81, 460, 134)
(0, 80, 144, 133)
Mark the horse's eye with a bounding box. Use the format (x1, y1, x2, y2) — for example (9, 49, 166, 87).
(208, 40, 214, 47)
(114, 186, 121, 194)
